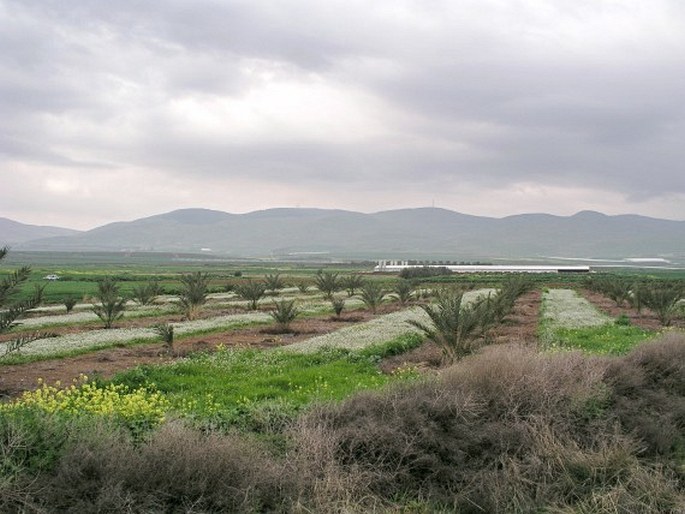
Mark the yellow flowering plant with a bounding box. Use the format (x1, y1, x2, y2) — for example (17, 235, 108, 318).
(1, 375, 169, 434)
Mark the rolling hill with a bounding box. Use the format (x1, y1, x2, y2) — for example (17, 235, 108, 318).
(6, 207, 685, 261)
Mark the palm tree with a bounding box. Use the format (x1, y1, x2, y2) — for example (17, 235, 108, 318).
(341, 274, 364, 297)
(392, 279, 415, 306)
(92, 277, 127, 328)
(0, 247, 50, 357)
(269, 299, 300, 332)
(178, 272, 210, 320)
(264, 273, 285, 295)
(235, 280, 267, 311)
(408, 288, 482, 364)
(359, 281, 385, 314)
(315, 271, 341, 299)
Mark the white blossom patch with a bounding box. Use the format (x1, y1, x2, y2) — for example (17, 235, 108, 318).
(0, 312, 271, 358)
(284, 289, 493, 353)
(541, 289, 611, 330)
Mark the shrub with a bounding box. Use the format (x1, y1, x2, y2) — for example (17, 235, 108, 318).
(63, 296, 78, 313)
(399, 266, 452, 279)
(293, 341, 685, 511)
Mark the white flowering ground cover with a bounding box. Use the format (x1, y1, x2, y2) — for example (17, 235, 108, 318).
(15, 304, 179, 329)
(0, 312, 271, 358)
(541, 289, 611, 330)
(285, 289, 493, 353)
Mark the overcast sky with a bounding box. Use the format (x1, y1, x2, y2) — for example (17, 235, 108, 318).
(2, 0, 685, 229)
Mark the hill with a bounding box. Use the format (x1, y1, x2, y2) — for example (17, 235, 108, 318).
(8, 207, 685, 261)
(0, 217, 81, 246)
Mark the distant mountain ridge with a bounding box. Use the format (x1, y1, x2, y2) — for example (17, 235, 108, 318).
(4, 207, 685, 261)
(0, 217, 81, 246)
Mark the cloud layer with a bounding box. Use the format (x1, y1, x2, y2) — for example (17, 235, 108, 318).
(1, 0, 684, 228)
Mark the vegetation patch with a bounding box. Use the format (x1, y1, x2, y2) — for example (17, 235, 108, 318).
(547, 324, 656, 354)
(112, 333, 423, 430)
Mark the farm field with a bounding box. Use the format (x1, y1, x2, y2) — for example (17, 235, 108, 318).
(1, 254, 684, 512)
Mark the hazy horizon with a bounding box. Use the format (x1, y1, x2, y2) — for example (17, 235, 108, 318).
(2, 1, 685, 229)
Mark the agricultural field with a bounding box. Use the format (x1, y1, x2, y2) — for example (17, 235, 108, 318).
(1, 253, 684, 512)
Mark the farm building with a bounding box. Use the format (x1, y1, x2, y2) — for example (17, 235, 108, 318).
(374, 261, 590, 274)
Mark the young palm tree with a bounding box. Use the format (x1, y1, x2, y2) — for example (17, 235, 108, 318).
(270, 299, 299, 332)
(178, 272, 210, 320)
(315, 271, 340, 299)
(359, 281, 385, 314)
(154, 323, 175, 353)
(132, 281, 159, 306)
(264, 273, 285, 295)
(408, 288, 482, 364)
(641, 284, 683, 326)
(235, 280, 267, 310)
(331, 296, 345, 318)
(92, 277, 127, 328)
(392, 279, 415, 306)
(341, 274, 364, 297)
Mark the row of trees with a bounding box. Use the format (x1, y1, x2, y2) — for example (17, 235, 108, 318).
(410, 277, 533, 364)
(585, 276, 684, 326)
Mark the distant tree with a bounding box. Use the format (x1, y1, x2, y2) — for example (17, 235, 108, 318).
(315, 271, 340, 299)
(359, 281, 385, 314)
(297, 281, 310, 294)
(392, 279, 415, 306)
(178, 272, 210, 320)
(63, 296, 78, 313)
(0, 247, 51, 357)
(132, 281, 160, 306)
(331, 297, 345, 318)
(92, 277, 127, 328)
(235, 280, 267, 311)
(341, 274, 364, 297)
(641, 284, 683, 326)
(154, 323, 175, 354)
(264, 273, 285, 295)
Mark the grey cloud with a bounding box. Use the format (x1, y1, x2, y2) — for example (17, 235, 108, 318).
(1, 0, 684, 222)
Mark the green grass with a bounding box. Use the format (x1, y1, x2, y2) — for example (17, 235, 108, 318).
(111, 333, 423, 431)
(548, 323, 655, 355)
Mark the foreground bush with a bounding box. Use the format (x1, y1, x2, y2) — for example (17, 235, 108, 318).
(1, 336, 683, 512)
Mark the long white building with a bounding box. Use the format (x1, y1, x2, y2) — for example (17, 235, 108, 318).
(374, 261, 590, 274)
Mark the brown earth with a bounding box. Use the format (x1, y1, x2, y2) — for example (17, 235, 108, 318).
(0, 293, 544, 401)
(0, 310, 380, 400)
(578, 289, 685, 330)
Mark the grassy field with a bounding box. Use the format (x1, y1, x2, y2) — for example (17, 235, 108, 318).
(1, 254, 684, 512)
